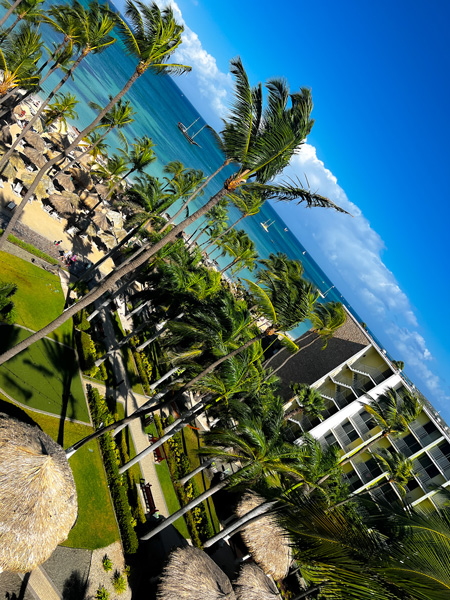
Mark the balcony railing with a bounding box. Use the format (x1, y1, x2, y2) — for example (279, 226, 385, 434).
(428, 446, 450, 479)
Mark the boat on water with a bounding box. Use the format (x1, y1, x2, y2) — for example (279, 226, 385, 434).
(177, 117, 206, 147)
(260, 219, 275, 232)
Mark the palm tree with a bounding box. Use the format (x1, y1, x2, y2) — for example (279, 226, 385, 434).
(0, 0, 118, 172)
(0, 0, 45, 40)
(0, 0, 190, 252)
(0, 0, 24, 29)
(43, 92, 78, 131)
(285, 383, 326, 423)
(119, 134, 156, 182)
(0, 58, 345, 373)
(61, 97, 136, 173)
(0, 24, 40, 99)
(266, 301, 347, 376)
(187, 198, 229, 247)
(140, 398, 313, 541)
(338, 388, 423, 467)
(202, 189, 265, 252)
(219, 229, 259, 275)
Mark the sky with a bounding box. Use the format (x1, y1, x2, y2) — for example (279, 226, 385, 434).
(115, 0, 450, 417)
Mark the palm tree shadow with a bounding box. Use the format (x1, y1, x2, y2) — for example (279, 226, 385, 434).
(0, 324, 20, 354)
(61, 570, 88, 600)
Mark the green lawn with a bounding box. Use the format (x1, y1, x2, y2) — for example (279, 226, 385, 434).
(0, 326, 89, 423)
(0, 393, 119, 550)
(0, 251, 72, 341)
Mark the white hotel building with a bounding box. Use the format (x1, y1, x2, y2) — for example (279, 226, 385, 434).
(269, 309, 450, 509)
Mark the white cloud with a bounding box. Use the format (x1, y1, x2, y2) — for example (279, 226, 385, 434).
(275, 144, 448, 402)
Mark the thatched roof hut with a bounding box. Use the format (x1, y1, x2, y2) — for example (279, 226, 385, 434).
(16, 171, 53, 200)
(157, 547, 236, 600)
(49, 191, 79, 213)
(54, 172, 75, 193)
(70, 167, 92, 190)
(0, 414, 78, 573)
(24, 130, 45, 152)
(236, 493, 292, 581)
(234, 564, 281, 600)
(92, 211, 111, 230)
(19, 146, 47, 169)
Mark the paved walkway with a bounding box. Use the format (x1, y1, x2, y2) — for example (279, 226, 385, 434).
(26, 567, 61, 600)
(91, 298, 169, 517)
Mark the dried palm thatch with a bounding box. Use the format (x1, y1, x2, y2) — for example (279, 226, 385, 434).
(9, 153, 25, 172)
(98, 231, 116, 249)
(45, 131, 70, 151)
(0, 125, 12, 146)
(95, 182, 109, 198)
(92, 211, 111, 231)
(54, 172, 75, 193)
(1, 162, 16, 180)
(234, 564, 281, 600)
(24, 130, 45, 152)
(80, 191, 99, 207)
(70, 167, 92, 190)
(157, 547, 236, 600)
(236, 493, 292, 581)
(16, 171, 52, 200)
(49, 191, 79, 213)
(0, 414, 78, 573)
(19, 146, 47, 169)
(85, 222, 97, 237)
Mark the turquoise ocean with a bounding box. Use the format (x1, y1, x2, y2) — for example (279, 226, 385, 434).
(4, 0, 365, 339)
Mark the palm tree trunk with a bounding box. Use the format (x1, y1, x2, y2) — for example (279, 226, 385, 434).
(0, 50, 88, 172)
(0, 14, 21, 40)
(220, 257, 238, 273)
(159, 160, 229, 233)
(0, 181, 236, 361)
(178, 458, 214, 486)
(203, 500, 278, 548)
(0, 0, 23, 28)
(0, 64, 145, 252)
(292, 585, 324, 599)
(330, 479, 390, 510)
(202, 214, 245, 252)
(136, 312, 184, 351)
(61, 126, 110, 174)
(140, 479, 229, 540)
(264, 337, 318, 380)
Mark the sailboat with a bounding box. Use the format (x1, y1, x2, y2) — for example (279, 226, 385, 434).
(177, 117, 206, 147)
(260, 219, 275, 232)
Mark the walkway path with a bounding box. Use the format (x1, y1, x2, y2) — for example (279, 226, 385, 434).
(90, 298, 169, 518)
(26, 567, 62, 600)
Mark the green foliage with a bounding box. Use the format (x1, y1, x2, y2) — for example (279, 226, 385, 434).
(77, 330, 98, 375)
(74, 309, 91, 332)
(102, 555, 113, 572)
(0, 230, 59, 265)
(87, 386, 139, 554)
(133, 349, 151, 395)
(96, 586, 109, 600)
(112, 571, 128, 594)
(0, 281, 17, 324)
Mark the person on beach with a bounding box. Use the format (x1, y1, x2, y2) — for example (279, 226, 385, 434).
(63, 250, 72, 263)
(54, 240, 62, 246)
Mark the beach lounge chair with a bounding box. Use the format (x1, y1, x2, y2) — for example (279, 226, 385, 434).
(12, 182, 23, 195)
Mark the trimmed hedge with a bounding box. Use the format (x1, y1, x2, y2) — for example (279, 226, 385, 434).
(132, 350, 151, 395)
(87, 386, 139, 554)
(154, 414, 213, 545)
(0, 229, 59, 265)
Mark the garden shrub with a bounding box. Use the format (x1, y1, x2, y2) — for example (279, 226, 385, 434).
(133, 350, 151, 395)
(74, 309, 91, 331)
(87, 386, 139, 554)
(102, 555, 113, 572)
(96, 587, 109, 600)
(77, 330, 97, 374)
(113, 571, 128, 594)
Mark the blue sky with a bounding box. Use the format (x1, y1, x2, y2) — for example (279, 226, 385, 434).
(115, 0, 450, 417)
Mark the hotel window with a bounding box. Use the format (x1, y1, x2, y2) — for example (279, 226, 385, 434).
(342, 421, 359, 443)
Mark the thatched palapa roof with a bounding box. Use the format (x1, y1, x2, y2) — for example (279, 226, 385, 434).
(19, 146, 47, 169)
(236, 493, 292, 581)
(0, 414, 78, 573)
(234, 564, 281, 600)
(24, 130, 45, 152)
(157, 547, 236, 600)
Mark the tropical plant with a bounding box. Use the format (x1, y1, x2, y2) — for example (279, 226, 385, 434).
(0, 281, 17, 323)
(0, 0, 45, 40)
(112, 571, 127, 594)
(285, 383, 326, 423)
(118, 134, 156, 182)
(0, 0, 118, 172)
(219, 229, 259, 274)
(0, 0, 190, 251)
(0, 28, 40, 97)
(43, 91, 79, 130)
(102, 554, 113, 572)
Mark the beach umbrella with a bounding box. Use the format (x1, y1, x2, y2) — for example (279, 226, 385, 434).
(80, 192, 99, 208)
(98, 232, 117, 249)
(70, 167, 92, 190)
(0, 125, 12, 146)
(157, 547, 236, 600)
(95, 182, 109, 198)
(234, 564, 281, 600)
(92, 211, 111, 231)
(9, 153, 25, 172)
(0, 414, 77, 573)
(19, 146, 47, 170)
(54, 172, 75, 193)
(24, 130, 46, 152)
(17, 171, 53, 200)
(85, 223, 97, 237)
(49, 191, 80, 213)
(105, 209, 124, 230)
(45, 131, 70, 151)
(235, 493, 292, 581)
(1, 162, 16, 180)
